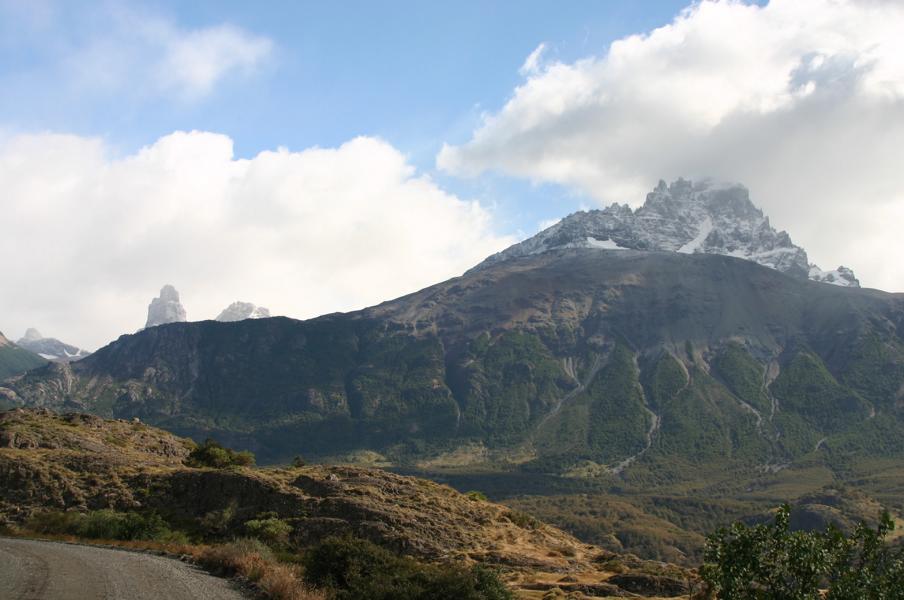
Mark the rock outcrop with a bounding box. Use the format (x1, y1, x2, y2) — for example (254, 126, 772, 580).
(145, 285, 187, 328)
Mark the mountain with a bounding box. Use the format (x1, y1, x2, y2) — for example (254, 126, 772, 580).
(145, 284, 187, 328)
(0, 408, 692, 597)
(475, 178, 858, 287)
(2, 249, 901, 479)
(16, 328, 90, 362)
(0, 331, 46, 383)
(4, 180, 903, 565)
(216, 301, 271, 322)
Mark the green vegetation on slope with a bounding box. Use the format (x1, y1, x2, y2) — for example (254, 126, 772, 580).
(771, 350, 872, 434)
(452, 330, 566, 446)
(304, 536, 513, 600)
(586, 343, 650, 462)
(0, 343, 46, 381)
(711, 343, 770, 414)
(838, 333, 904, 411)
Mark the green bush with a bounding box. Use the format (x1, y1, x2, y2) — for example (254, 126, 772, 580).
(466, 491, 488, 502)
(505, 510, 540, 530)
(701, 505, 904, 599)
(186, 438, 256, 468)
(244, 517, 293, 547)
(303, 536, 513, 600)
(26, 509, 186, 543)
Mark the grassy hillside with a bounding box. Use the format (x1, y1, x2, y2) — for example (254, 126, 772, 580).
(0, 408, 694, 598)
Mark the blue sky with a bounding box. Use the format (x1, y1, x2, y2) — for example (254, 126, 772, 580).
(2, 0, 902, 348)
(1, 0, 692, 236)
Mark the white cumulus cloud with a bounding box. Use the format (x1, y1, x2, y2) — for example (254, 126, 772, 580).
(0, 132, 513, 349)
(439, 0, 904, 292)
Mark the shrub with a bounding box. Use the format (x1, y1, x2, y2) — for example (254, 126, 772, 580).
(186, 438, 255, 468)
(504, 510, 540, 530)
(26, 509, 186, 543)
(200, 500, 238, 536)
(303, 535, 514, 600)
(466, 491, 488, 502)
(700, 504, 904, 599)
(201, 538, 275, 580)
(244, 517, 293, 547)
(292, 455, 307, 468)
(259, 563, 328, 600)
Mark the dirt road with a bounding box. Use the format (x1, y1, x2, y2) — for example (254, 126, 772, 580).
(0, 537, 248, 600)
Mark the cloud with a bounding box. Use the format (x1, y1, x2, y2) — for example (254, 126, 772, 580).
(439, 0, 904, 292)
(0, 132, 513, 349)
(4, 3, 273, 101)
(519, 43, 547, 77)
(150, 23, 273, 99)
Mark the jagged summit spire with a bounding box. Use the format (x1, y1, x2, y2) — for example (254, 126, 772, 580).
(472, 178, 858, 287)
(146, 285, 187, 328)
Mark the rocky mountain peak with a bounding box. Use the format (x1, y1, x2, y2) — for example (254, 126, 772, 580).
(15, 329, 90, 363)
(216, 301, 271, 322)
(22, 328, 43, 342)
(473, 178, 858, 287)
(145, 284, 187, 328)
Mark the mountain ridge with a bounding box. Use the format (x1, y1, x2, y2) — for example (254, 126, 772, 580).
(3, 249, 901, 478)
(474, 178, 859, 288)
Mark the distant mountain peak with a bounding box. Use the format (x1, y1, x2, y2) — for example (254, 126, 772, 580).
(216, 301, 271, 322)
(15, 328, 90, 363)
(146, 284, 187, 328)
(474, 178, 858, 287)
(22, 328, 43, 342)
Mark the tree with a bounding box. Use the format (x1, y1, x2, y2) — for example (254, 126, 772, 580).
(186, 438, 255, 468)
(700, 505, 904, 599)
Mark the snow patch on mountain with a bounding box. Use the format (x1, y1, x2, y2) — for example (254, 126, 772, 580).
(473, 178, 858, 287)
(809, 265, 860, 288)
(677, 217, 712, 254)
